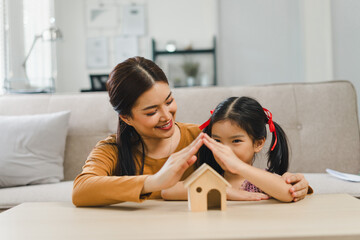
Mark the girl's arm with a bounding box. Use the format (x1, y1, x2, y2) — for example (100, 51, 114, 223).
(234, 164, 293, 202)
(161, 181, 270, 201)
(226, 187, 270, 201)
(203, 134, 293, 202)
(282, 172, 311, 202)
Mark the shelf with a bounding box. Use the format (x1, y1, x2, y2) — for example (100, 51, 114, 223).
(152, 37, 217, 87)
(153, 49, 215, 58)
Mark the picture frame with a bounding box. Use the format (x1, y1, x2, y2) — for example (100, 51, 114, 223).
(89, 74, 109, 91)
(86, 37, 109, 69)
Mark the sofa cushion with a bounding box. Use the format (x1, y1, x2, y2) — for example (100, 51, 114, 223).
(0, 93, 119, 181)
(0, 111, 70, 188)
(0, 181, 73, 209)
(303, 173, 360, 197)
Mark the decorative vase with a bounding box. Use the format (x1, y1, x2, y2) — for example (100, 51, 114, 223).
(200, 74, 209, 86)
(187, 76, 195, 87)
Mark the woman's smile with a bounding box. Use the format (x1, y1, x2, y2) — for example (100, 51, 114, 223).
(122, 82, 178, 139)
(156, 119, 173, 130)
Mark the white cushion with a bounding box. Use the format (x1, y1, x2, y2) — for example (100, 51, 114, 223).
(0, 181, 73, 209)
(0, 111, 70, 188)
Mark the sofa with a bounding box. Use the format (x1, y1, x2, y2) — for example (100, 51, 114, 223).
(0, 80, 359, 211)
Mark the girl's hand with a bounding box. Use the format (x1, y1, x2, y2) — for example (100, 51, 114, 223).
(204, 133, 293, 202)
(281, 172, 309, 201)
(203, 133, 243, 175)
(142, 133, 204, 194)
(227, 187, 270, 201)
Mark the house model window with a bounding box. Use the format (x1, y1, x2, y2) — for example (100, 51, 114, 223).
(183, 163, 231, 212)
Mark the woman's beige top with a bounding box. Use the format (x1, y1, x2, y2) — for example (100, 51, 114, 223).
(72, 122, 201, 207)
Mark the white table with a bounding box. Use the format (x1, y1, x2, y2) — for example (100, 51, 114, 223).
(1, 194, 360, 240)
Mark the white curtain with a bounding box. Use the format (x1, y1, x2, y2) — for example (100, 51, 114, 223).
(0, 0, 6, 94)
(1, 0, 55, 92)
(23, 0, 54, 89)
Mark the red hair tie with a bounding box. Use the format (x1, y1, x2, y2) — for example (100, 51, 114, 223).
(263, 108, 277, 151)
(199, 109, 214, 130)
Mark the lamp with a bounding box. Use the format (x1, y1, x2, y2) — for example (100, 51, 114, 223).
(21, 26, 62, 91)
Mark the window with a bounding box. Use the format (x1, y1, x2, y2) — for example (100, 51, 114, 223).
(1, 0, 55, 93)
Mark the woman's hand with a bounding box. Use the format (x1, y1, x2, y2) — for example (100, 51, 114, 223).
(203, 134, 244, 174)
(161, 181, 188, 200)
(227, 187, 270, 201)
(281, 172, 309, 202)
(142, 133, 204, 194)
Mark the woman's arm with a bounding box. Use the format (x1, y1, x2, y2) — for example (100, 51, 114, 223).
(203, 134, 293, 202)
(161, 181, 188, 200)
(73, 133, 205, 207)
(72, 142, 150, 206)
(141, 133, 204, 194)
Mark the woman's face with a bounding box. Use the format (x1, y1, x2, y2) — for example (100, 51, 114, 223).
(211, 120, 264, 165)
(122, 82, 177, 140)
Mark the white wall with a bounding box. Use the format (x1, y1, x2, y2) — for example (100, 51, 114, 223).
(20, 0, 360, 111)
(218, 0, 360, 115)
(54, 0, 217, 92)
(218, 0, 304, 86)
(300, 0, 333, 83)
(331, 0, 360, 115)
(54, 0, 86, 93)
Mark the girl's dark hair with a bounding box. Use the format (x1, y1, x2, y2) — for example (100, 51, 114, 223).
(199, 96, 289, 175)
(106, 57, 168, 176)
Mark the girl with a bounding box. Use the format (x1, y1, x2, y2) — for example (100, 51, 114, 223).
(72, 57, 309, 206)
(200, 96, 294, 202)
(163, 96, 310, 202)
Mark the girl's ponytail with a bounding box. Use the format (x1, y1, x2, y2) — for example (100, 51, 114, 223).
(266, 121, 289, 175)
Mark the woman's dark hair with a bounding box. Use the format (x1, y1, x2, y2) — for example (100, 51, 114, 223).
(199, 96, 289, 175)
(106, 56, 168, 176)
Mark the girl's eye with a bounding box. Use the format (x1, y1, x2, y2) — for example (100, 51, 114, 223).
(233, 139, 242, 143)
(166, 98, 174, 105)
(214, 139, 221, 143)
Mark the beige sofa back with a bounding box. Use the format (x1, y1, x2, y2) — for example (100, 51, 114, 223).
(0, 81, 359, 180)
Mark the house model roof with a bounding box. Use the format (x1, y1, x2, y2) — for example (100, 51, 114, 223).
(183, 163, 231, 188)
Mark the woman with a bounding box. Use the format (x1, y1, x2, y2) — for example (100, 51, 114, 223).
(72, 57, 309, 206)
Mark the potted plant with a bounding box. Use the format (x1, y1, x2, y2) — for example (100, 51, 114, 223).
(182, 61, 199, 86)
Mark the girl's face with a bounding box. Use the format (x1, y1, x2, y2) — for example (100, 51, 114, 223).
(121, 82, 177, 140)
(211, 120, 264, 165)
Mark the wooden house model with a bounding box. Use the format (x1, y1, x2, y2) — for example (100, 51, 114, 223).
(183, 163, 231, 212)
